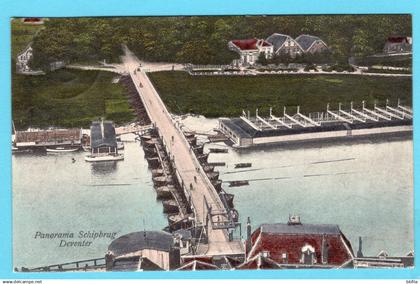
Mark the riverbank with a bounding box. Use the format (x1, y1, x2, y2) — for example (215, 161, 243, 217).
(12, 69, 135, 130)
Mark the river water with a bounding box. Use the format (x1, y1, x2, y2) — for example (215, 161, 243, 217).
(13, 117, 413, 268)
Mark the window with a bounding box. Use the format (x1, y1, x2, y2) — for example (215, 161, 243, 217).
(281, 252, 288, 264)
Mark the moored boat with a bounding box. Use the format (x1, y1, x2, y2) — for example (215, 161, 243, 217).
(84, 153, 124, 162)
(46, 147, 80, 153)
(234, 162, 252, 168)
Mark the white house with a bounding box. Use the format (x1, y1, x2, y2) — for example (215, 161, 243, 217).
(228, 38, 273, 66)
(16, 44, 33, 73)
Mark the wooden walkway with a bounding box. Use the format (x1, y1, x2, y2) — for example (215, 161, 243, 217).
(121, 46, 243, 257)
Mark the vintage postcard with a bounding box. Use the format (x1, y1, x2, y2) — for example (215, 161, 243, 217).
(7, 12, 415, 277)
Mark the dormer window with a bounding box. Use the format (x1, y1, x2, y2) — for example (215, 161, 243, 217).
(301, 244, 316, 265)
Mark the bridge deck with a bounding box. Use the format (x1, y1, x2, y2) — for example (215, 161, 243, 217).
(121, 47, 243, 257)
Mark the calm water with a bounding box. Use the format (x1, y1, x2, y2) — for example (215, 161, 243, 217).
(13, 117, 413, 267)
(13, 135, 167, 268)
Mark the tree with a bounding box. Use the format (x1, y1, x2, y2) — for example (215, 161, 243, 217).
(256, 52, 268, 65)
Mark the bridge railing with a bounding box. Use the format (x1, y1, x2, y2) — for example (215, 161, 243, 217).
(138, 71, 227, 215)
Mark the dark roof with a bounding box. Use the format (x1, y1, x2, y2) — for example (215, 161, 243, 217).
(15, 128, 81, 143)
(266, 33, 292, 52)
(90, 121, 117, 148)
(260, 223, 341, 235)
(295, 34, 324, 51)
(108, 231, 174, 256)
(231, 39, 271, 50)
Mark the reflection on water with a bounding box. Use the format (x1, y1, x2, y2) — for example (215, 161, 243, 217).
(91, 161, 118, 176)
(13, 140, 167, 268)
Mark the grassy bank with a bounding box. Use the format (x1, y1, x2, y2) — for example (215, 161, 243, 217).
(148, 71, 412, 117)
(12, 69, 135, 130)
(11, 19, 44, 59)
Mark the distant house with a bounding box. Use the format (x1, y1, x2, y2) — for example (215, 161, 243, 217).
(228, 38, 273, 66)
(243, 216, 354, 268)
(266, 33, 303, 58)
(21, 17, 44, 25)
(383, 36, 412, 54)
(16, 44, 33, 73)
(295, 34, 329, 54)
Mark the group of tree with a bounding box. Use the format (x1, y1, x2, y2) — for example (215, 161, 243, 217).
(27, 15, 411, 70)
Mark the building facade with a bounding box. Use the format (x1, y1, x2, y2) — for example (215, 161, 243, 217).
(295, 34, 329, 54)
(242, 216, 354, 268)
(383, 36, 412, 54)
(228, 38, 273, 66)
(266, 33, 303, 58)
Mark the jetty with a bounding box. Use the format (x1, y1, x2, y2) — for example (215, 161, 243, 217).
(220, 101, 412, 148)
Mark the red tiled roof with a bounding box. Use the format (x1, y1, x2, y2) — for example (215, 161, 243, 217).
(387, 36, 410, 43)
(231, 39, 271, 50)
(246, 224, 353, 266)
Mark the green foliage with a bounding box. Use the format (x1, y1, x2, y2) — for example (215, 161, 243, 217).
(12, 69, 135, 129)
(24, 15, 411, 68)
(149, 71, 411, 117)
(256, 53, 268, 65)
(11, 19, 43, 59)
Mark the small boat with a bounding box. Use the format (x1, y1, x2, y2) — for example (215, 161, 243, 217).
(84, 154, 124, 162)
(162, 200, 179, 214)
(46, 147, 80, 153)
(229, 180, 249, 187)
(206, 171, 219, 181)
(155, 185, 175, 200)
(234, 162, 252, 169)
(212, 179, 223, 192)
(196, 153, 209, 163)
(209, 148, 228, 153)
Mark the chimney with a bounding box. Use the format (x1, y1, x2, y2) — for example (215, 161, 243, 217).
(246, 217, 252, 255)
(357, 236, 363, 257)
(105, 251, 114, 271)
(288, 214, 302, 225)
(321, 234, 329, 264)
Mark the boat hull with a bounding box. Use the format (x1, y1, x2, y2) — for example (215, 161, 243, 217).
(46, 147, 80, 153)
(84, 154, 124, 162)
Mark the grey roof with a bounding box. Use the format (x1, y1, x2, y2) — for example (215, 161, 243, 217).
(90, 121, 117, 148)
(221, 117, 412, 139)
(260, 223, 341, 235)
(266, 33, 291, 52)
(108, 231, 174, 256)
(295, 34, 323, 51)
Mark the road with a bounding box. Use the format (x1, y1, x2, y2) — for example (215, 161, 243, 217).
(121, 46, 243, 257)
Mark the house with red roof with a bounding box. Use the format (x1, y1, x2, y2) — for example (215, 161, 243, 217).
(383, 36, 412, 54)
(228, 38, 273, 66)
(243, 216, 355, 269)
